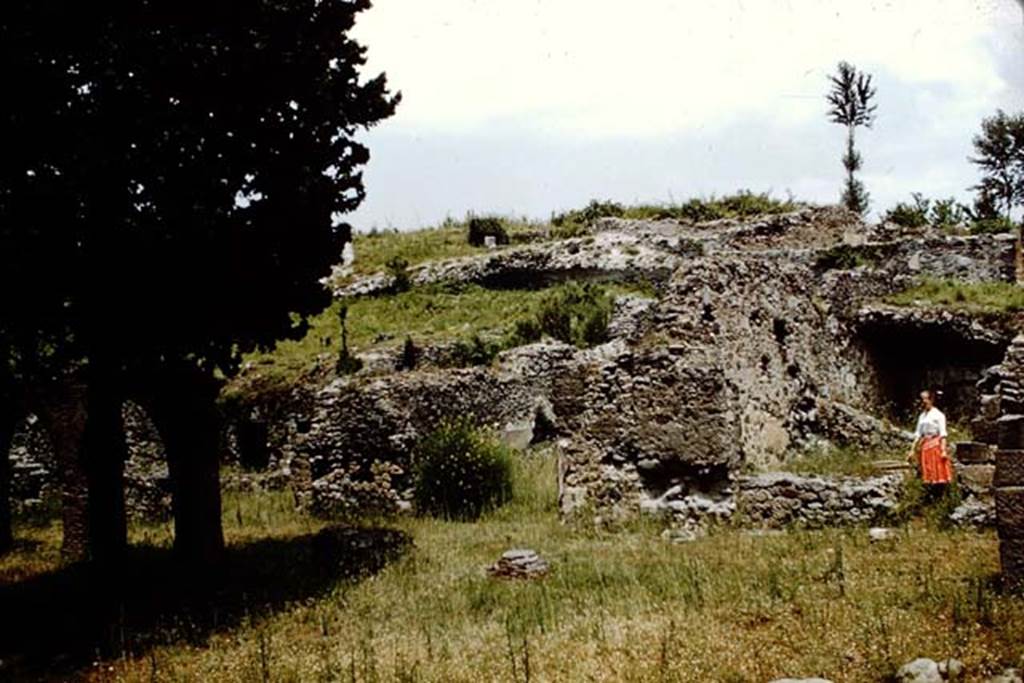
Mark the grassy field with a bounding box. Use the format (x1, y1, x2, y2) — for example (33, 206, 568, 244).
(4, 452, 1024, 682)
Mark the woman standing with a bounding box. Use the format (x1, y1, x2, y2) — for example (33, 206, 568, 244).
(908, 390, 953, 486)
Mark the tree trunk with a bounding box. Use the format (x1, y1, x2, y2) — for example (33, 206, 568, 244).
(36, 380, 91, 561)
(142, 364, 224, 566)
(0, 397, 15, 556)
(35, 374, 128, 563)
(81, 377, 127, 562)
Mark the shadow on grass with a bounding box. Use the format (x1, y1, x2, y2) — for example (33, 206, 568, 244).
(0, 526, 411, 680)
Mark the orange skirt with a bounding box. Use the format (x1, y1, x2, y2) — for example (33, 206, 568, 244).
(920, 435, 952, 484)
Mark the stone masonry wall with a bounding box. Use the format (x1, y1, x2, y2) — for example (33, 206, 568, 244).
(736, 472, 902, 528)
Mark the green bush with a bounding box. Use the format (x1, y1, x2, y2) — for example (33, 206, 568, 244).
(971, 216, 1016, 235)
(883, 194, 931, 229)
(814, 244, 867, 271)
(450, 334, 502, 367)
(883, 193, 1002, 234)
(412, 417, 515, 520)
(385, 255, 412, 292)
(398, 335, 420, 371)
(512, 281, 614, 348)
(466, 216, 509, 247)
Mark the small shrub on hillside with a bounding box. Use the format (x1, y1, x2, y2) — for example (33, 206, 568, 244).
(883, 193, 1010, 234)
(336, 305, 363, 375)
(814, 244, 867, 271)
(512, 281, 614, 348)
(450, 334, 502, 367)
(412, 417, 514, 520)
(466, 216, 509, 247)
(385, 256, 412, 292)
(398, 336, 420, 371)
(883, 194, 931, 229)
(550, 221, 591, 240)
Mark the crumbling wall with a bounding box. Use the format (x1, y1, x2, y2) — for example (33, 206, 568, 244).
(736, 472, 902, 528)
(297, 355, 563, 515)
(8, 403, 172, 520)
(554, 346, 740, 521)
(629, 254, 881, 467)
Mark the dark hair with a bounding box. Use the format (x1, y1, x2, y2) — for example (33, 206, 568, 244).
(921, 389, 943, 404)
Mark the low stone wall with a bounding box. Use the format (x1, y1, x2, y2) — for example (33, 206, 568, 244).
(736, 472, 902, 528)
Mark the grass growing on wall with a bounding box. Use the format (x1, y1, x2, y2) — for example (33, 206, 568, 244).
(885, 279, 1024, 314)
(230, 281, 648, 397)
(4, 451, 1023, 682)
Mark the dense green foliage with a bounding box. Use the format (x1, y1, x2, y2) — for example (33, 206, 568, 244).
(0, 0, 399, 376)
(384, 256, 412, 293)
(513, 281, 615, 349)
(827, 61, 877, 216)
(412, 418, 514, 521)
(233, 280, 641, 396)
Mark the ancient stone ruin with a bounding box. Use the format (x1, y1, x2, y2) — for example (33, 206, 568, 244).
(9, 205, 1024, 562)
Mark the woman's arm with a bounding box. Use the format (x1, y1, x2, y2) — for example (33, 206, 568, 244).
(907, 436, 920, 464)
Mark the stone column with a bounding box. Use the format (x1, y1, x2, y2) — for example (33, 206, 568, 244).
(996, 415, 1024, 591)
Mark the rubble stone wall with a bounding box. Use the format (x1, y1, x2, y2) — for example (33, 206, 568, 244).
(736, 472, 902, 528)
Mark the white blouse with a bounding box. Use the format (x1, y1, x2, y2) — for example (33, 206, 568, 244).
(915, 407, 947, 439)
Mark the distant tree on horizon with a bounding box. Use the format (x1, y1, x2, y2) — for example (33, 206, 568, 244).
(827, 61, 877, 216)
(971, 110, 1024, 223)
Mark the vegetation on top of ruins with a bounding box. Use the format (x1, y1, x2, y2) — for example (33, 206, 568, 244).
(882, 193, 1016, 234)
(781, 445, 895, 479)
(339, 217, 544, 285)
(343, 191, 799, 286)
(885, 279, 1024, 314)
(550, 191, 800, 234)
(229, 281, 645, 399)
(5, 450, 1021, 682)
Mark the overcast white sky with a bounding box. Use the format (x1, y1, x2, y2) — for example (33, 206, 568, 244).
(347, 0, 1024, 231)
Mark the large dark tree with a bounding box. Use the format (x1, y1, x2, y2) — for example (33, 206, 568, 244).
(827, 61, 877, 216)
(0, 1, 398, 563)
